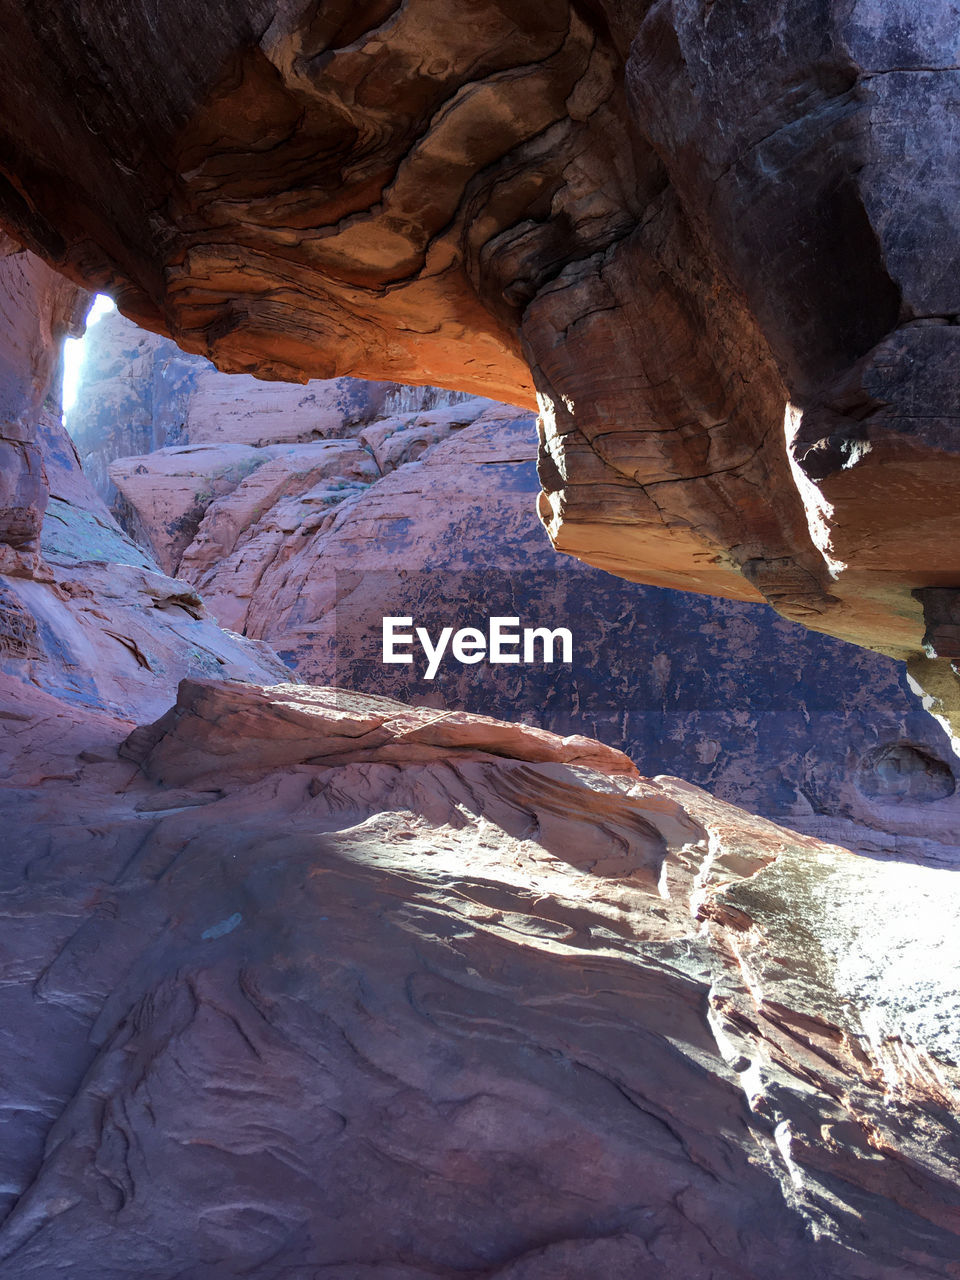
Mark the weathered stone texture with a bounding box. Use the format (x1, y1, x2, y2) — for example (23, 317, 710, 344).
(0, 239, 86, 573)
(79, 317, 959, 860)
(2, 678, 960, 1277)
(0, 290, 293, 719)
(4, 0, 960, 688)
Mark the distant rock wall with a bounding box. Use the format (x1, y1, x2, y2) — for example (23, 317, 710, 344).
(4, 0, 960, 726)
(68, 309, 474, 562)
(82, 317, 960, 859)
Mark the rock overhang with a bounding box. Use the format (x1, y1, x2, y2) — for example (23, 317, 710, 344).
(1, 0, 959, 720)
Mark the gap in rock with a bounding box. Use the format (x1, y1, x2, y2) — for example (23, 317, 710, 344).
(61, 292, 115, 423)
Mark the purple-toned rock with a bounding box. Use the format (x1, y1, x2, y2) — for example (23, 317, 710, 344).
(0, 239, 86, 574)
(4, 0, 960, 710)
(2, 677, 960, 1277)
(108, 383, 955, 862)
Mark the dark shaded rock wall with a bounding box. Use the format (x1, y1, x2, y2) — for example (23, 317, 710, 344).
(0, 237, 86, 575)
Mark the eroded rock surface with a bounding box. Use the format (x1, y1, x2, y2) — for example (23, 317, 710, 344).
(8, 421, 291, 718)
(2, 677, 960, 1278)
(109, 398, 494, 579)
(0, 238, 86, 575)
(1, 1, 959, 706)
(70, 308, 480, 570)
(0, 253, 292, 720)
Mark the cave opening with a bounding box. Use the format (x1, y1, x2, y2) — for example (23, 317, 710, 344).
(3, 0, 960, 1269)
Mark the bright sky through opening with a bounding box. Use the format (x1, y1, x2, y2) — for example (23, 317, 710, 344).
(62, 293, 116, 422)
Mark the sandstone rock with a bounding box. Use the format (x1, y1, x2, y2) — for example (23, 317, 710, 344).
(0, 239, 86, 573)
(0, 1, 955, 679)
(4, 1, 960, 725)
(66, 308, 401, 502)
(0, 246, 294, 720)
(137, 397, 957, 860)
(71, 308, 482, 571)
(109, 395, 498, 580)
(121, 678, 639, 784)
(36, 410, 112, 522)
(108, 442, 280, 574)
(3, 17, 960, 1270)
(179, 366, 396, 448)
(2, 365, 293, 720)
(65, 308, 203, 507)
(2, 677, 960, 1277)
(178, 439, 380, 584)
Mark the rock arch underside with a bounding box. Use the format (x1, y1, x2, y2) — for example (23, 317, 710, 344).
(3, 2, 960, 1278)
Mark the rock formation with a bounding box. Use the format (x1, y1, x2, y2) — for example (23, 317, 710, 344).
(0, 236, 86, 577)
(0, 250, 291, 722)
(67, 308, 472, 520)
(81, 313, 960, 860)
(3, 677, 960, 1278)
(2, 8, 960, 1276)
(17, 415, 290, 719)
(0, 0, 958, 717)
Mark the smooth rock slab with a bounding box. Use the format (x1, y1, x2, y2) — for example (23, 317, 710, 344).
(1, 679, 959, 1278)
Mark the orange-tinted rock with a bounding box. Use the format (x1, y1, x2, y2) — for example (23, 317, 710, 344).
(1, 319, 293, 718)
(6, 0, 960, 693)
(108, 442, 286, 575)
(70, 308, 951, 860)
(121, 678, 639, 784)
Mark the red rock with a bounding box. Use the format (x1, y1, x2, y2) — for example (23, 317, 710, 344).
(108, 441, 285, 575)
(81, 319, 958, 862)
(121, 677, 640, 785)
(0, 238, 86, 574)
(0, 250, 295, 720)
(1, 677, 960, 1276)
(4, 0, 959, 694)
(1, 12, 960, 1272)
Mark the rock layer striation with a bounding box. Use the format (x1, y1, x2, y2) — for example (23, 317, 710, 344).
(81, 315, 960, 860)
(1, 0, 958, 706)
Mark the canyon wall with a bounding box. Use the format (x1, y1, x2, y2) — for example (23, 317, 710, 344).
(79, 311, 960, 860)
(0, 236, 86, 577)
(0, 250, 291, 722)
(2, 8, 960, 1275)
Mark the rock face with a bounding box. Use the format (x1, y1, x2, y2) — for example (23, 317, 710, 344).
(0, 237, 86, 575)
(64, 309, 201, 508)
(0, 248, 292, 721)
(84, 320, 960, 860)
(0, 0, 958, 708)
(3, 15, 960, 1275)
(108, 398, 491, 578)
(69, 308, 476, 567)
(11, 418, 291, 719)
(3, 676, 960, 1278)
